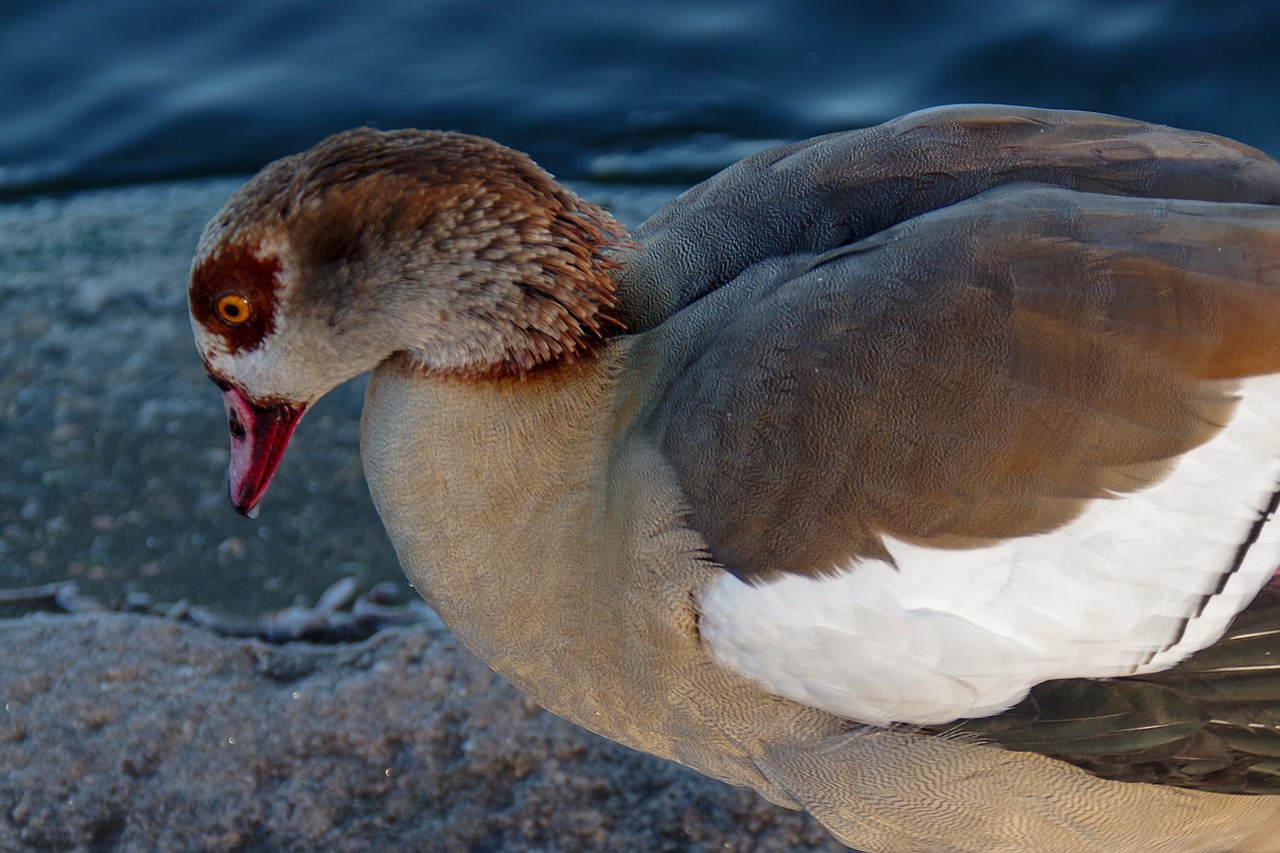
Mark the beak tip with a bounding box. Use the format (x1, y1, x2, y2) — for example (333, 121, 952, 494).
(230, 481, 265, 518)
(218, 385, 306, 520)
(231, 499, 260, 519)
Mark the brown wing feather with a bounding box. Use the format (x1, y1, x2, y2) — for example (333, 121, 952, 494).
(645, 186, 1280, 581)
(624, 104, 1280, 332)
(627, 105, 1280, 793)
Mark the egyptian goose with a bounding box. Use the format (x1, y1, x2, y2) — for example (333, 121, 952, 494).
(189, 105, 1280, 852)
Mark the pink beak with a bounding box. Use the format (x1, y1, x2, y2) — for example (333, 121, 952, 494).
(217, 381, 307, 517)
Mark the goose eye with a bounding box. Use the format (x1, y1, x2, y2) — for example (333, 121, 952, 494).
(216, 294, 251, 325)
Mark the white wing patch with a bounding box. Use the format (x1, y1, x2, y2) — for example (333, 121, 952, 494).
(697, 373, 1280, 726)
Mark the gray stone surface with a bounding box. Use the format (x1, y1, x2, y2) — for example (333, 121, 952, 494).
(0, 613, 843, 852)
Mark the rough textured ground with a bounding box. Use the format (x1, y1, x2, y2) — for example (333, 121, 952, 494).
(0, 613, 845, 852)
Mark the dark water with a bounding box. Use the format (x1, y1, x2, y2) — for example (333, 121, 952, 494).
(6, 0, 1280, 616)
(8, 0, 1280, 197)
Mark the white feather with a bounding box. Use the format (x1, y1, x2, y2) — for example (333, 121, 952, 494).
(698, 373, 1280, 726)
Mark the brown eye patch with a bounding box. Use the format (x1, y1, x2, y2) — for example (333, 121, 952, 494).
(190, 244, 282, 353)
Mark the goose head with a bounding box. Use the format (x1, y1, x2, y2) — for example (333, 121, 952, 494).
(188, 128, 625, 516)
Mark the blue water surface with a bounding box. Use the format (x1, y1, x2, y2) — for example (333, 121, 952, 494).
(6, 0, 1280, 196)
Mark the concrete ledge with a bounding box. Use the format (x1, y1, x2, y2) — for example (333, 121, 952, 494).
(0, 613, 842, 851)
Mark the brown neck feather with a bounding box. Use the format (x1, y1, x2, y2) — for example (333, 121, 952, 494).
(295, 129, 630, 379)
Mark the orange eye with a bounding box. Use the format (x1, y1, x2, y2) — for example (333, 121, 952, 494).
(216, 294, 251, 325)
